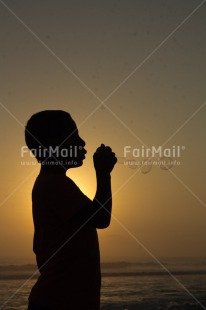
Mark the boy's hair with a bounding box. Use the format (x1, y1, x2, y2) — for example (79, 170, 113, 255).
(25, 110, 76, 162)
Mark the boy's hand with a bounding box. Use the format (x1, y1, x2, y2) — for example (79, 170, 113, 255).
(93, 144, 117, 175)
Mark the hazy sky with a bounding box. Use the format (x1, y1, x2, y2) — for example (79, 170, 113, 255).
(0, 0, 206, 263)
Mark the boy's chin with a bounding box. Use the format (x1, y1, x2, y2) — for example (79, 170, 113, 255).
(41, 158, 84, 169)
(70, 161, 83, 168)
(64, 158, 84, 168)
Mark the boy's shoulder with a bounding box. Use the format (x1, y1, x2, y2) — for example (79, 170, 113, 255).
(36, 173, 83, 193)
(37, 173, 74, 183)
(33, 173, 78, 194)
(32, 173, 91, 220)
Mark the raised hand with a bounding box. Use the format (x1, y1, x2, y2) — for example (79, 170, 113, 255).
(93, 144, 117, 175)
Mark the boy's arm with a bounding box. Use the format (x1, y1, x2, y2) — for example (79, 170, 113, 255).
(91, 171, 112, 228)
(80, 144, 116, 229)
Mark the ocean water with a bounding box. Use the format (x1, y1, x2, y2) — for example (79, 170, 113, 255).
(0, 258, 206, 310)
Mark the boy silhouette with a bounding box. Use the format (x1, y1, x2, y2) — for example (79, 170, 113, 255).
(25, 110, 117, 310)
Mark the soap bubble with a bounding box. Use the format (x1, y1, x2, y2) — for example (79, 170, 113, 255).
(117, 157, 126, 164)
(140, 159, 152, 174)
(117, 156, 174, 174)
(159, 157, 174, 170)
(128, 159, 138, 169)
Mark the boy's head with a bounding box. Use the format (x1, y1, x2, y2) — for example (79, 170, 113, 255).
(25, 110, 86, 168)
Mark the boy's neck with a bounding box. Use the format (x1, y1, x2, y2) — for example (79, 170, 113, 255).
(40, 164, 68, 175)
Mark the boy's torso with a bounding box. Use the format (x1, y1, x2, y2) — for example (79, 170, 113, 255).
(29, 173, 101, 309)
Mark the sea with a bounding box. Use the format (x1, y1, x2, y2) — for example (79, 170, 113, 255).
(0, 257, 206, 310)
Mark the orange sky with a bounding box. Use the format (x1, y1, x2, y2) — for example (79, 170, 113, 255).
(0, 0, 206, 263)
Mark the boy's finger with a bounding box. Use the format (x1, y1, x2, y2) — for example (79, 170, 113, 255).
(104, 146, 112, 152)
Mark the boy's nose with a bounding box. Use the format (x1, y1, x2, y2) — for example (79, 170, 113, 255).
(79, 137, 86, 147)
(75, 140, 85, 149)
